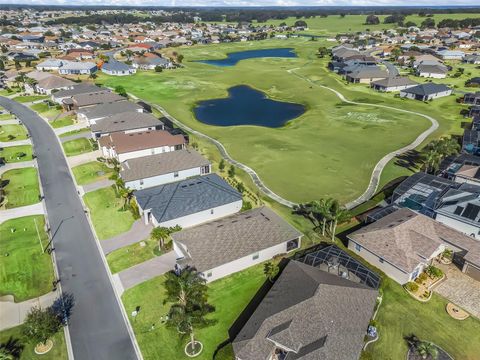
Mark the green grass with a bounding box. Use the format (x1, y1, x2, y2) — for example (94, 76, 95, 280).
(50, 115, 74, 129)
(366, 277, 480, 360)
(0, 145, 33, 163)
(107, 238, 163, 274)
(62, 138, 94, 157)
(0, 124, 28, 142)
(29, 102, 62, 120)
(83, 186, 135, 240)
(72, 161, 114, 185)
(99, 38, 464, 204)
(0, 216, 54, 302)
(0, 113, 14, 120)
(14, 95, 48, 103)
(0, 88, 21, 96)
(59, 128, 90, 138)
(122, 265, 265, 360)
(0, 324, 67, 360)
(1, 167, 40, 209)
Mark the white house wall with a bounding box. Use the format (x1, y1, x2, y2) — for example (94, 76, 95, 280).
(435, 213, 480, 239)
(117, 145, 180, 162)
(125, 166, 208, 190)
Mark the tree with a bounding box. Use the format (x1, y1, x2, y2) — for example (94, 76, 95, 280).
(317, 46, 328, 58)
(423, 137, 460, 173)
(0, 349, 14, 360)
(114, 85, 127, 97)
(218, 159, 225, 172)
(0, 60, 4, 71)
(22, 307, 61, 349)
(416, 341, 438, 359)
(118, 187, 133, 210)
(177, 54, 184, 63)
(328, 200, 350, 242)
(405, 21, 417, 28)
(365, 15, 380, 25)
(421, 18, 435, 29)
(314, 198, 334, 236)
(164, 268, 215, 356)
(293, 20, 307, 28)
(150, 225, 180, 251)
(263, 261, 279, 282)
(228, 165, 235, 178)
(154, 65, 163, 72)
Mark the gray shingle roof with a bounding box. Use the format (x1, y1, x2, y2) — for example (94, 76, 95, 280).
(73, 91, 125, 107)
(53, 83, 102, 100)
(371, 76, 418, 87)
(121, 148, 210, 182)
(172, 206, 302, 272)
(233, 260, 378, 360)
(402, 83, 451, 96)
(134, 174, 241, 224)
(90, 111, 163, 135)
(77, 100, 143, 121)
(102, 59, 134, 72)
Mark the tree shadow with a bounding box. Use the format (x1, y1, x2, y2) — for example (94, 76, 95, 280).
(394, 150, 423, 172)
(50, 292, 75, 325)
(0, 336, 24, 359)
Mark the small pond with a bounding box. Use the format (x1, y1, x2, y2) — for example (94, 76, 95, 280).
(195, 47, 297, 66)
(193, 85, 305, 128)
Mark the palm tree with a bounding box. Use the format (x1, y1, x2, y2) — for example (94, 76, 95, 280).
(164, 268, 214, 356)
(151, 227, 171, 251)
(313, 198, 334, 236)
(0, 349, 13, 360)
(328, 200, 350, 242)
(416, 341, 438, 359)
(118, 187, 133, 210)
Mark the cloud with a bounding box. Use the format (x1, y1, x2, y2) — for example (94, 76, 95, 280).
(5, 0, 478, 6)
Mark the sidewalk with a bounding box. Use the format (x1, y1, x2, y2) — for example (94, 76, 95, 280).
(0, 138, 32, 147)
(101, 219, 153, 255)
(67, 150, 102, 167)
(0, 202, 44, 224)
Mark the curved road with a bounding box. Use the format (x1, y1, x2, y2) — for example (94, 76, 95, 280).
(0, 97, 139, 360)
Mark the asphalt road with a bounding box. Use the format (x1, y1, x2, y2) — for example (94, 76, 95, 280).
(0, 97, 138, 360)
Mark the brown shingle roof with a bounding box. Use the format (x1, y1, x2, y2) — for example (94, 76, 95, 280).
(98, 130, 186, 154)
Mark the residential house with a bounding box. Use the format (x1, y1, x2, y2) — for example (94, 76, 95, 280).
(120, 148, 211, 190)
(416, 63, 448, 78)
(173, 206, 303, 282)
(35, 75, 75, 95)
(451, 164, 480, 186)
(436, 50, 465, 60)
(371, 76, 418, 92)
(77, 100, 143, 124)
(58, 61, 97, 75)
(52, 83, 103, 104)
(70, 91, 125, 110)
(464, 92, 480, 105)
(464, 54, 480, 64)
(101, 60, 136, 76)
(232, 253, 378, 360)
(345, 67, 388, 84)
(98, 129, 186, 162)
(463, 117, 480, 154)
(400, 83, 452, 101)
(132, 55, 172, 70)
(135, 173, 242, 229)
(348, 208, 480, 283)
(36, 59, 67, 71)
(90, 111, 163, 138)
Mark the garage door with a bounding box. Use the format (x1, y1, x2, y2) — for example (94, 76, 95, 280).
(465, 263, 480, 282)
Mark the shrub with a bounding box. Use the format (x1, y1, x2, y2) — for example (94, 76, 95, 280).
(426, 265, 443, 279)
(418, 272, 428, 282)
(406, 282, 419, 292)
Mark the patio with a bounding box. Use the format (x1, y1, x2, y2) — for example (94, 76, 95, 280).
(434, 262, 480, 319)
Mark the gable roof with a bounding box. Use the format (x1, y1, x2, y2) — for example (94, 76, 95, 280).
(102, 59, 134, 72)
(77, 100, 142, 120)
(72, 91, 125, 107)
(98, 130, 186, 154)
(172, 206, 302, 272)
(134, 174, 241, 224)
(402, 83, 451, 96)
(120, 148, 210, 182)
(53, 83, 103, 99)
(37, 75, 75, 90)
(371, 76, 418, 87)
(233, 260, 377, 360)
(90, 111, 163, 134)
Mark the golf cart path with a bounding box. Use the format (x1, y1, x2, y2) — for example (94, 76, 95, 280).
(130, 75, 439, 210)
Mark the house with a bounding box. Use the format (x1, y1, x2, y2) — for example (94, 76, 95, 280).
(464, 92, 480, 105)
(470, 106, 480, 118)
(120, 148, 211, 190)
(464, 54, 480, 64)
(232, 251, 378, 360)
(52, 83, 103, 104)
(436, 50, 465, 60)
(173, 206, 303, 282)
(77, 100, 143, 124)
(348, 208, 480, 283)
(416, 63, 448, 78)
(466, 78, 480, 88)
(132, 55, 172, 70)
(345, 67, 388, 84)
(135, 173, 242, 229)
(90, 111, 164, 138)
(101, 60, 136, 76)
(400, 83, 452, 101)
(70, 91, 125, 110)
(451, 164, 480, 186)
(36, 59, 67, 71)
(98, 130, 186, 162)
(34, 75, 75, 95)
(371, 76, 418, 92)
(58, 61, 97, 75)
(463, 118, 480, 154)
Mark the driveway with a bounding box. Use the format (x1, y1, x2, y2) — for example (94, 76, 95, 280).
(0, 160, 35, 176)
(102, 219, 153, 255)
(0, 97, 139, 360)
(118, 251, 176, 291)
(434, 263, 480, 319)
(67, 149, 102, 167)
(0, 202, 44, 224)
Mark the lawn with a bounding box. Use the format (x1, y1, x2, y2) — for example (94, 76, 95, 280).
(122, 265, 265, 360)
(0, 113, 14, 120)
(0, 324, 67, 360)
(99, 37, 463, 204)
(59, 128, 90, 138)
(0, 124, 28, 142)
(83, 186, 135, 240)
(62, 138, 94, 157)
(30, 102, 62, 120)
(13, 95, 48, 103)
(1, 167, 40, 209)
(72, 161, 114, 185)
(0, 216, 54, 302)
(0, 145, 33, 163)
(50, 115, 75, 129)
(107, 238, 163, 274)
(365, 277, 480, 360)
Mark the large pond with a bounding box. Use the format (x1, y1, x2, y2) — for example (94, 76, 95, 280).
(195, 47, 297, 66)
(193, 85, 305, 128)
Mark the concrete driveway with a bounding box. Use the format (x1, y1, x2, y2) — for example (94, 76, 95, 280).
(434, 263, 480, 319)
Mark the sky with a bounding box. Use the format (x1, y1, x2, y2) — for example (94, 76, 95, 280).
(5, 0, 480, 6)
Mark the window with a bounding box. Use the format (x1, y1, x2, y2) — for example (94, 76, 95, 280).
(140, 180, 144, 185)
(206, 271, 212, 278)
(287, 239, 299, 252)
(355, 244, 362, 252)
(210, 209, 214, 215)
(252, 253, 259, 260)
(174, 171, 179, 178)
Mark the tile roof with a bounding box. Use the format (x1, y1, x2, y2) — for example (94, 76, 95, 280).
(135, 174, 241, 224)
(120, 148, 210, 182)
(172, 206, 302, 272)
(98, 130, 186, 154)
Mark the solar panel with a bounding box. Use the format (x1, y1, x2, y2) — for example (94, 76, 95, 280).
(462, 203, 480, 220)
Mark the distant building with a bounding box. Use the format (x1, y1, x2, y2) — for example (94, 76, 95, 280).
(101, 60, 136, 76)
(400, 83, 452, 101)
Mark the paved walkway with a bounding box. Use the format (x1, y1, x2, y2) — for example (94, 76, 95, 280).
(61, 131, 92, 143)
(67, 149, 102, 167)
(101, 219, 153, 255)
(0, 202, 44, 224)
(0, 138, 32, 147)
(0, 119, 21, 125)
(0, 291, 58, 331)
(434, 263, 480, 319)
(55, 123, 89, 136)
(82, 179, 114, 194)
(118, 251, 177, 291)
(0, 160, 35, 176)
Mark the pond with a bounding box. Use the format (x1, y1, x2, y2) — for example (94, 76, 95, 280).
(195, 48, 297, 66)
(193, 85, 305, 128)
